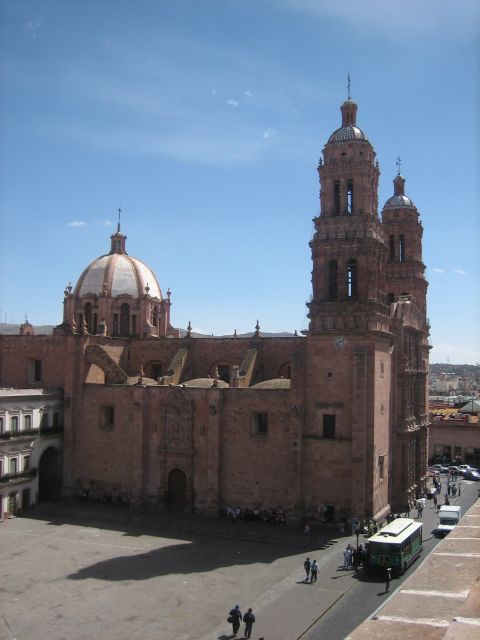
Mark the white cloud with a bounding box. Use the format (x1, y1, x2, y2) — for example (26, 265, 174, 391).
(453, 269, 466, 275)
(433, 268, 445, 274)
(244, 90, 252, 97)
(68, 221, 87, 228)
(227, 99, 239, 107)
(263, 128, 277, 138)
(24, 20, 42, 40)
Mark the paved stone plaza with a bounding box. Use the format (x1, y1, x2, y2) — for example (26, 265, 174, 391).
(0, 508, 347, 640)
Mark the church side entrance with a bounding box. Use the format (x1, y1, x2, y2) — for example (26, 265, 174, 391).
(167, 469, 187, 511)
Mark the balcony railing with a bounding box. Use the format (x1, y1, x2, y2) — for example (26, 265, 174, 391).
(0, 425, 64, 440)
(0, 428, 39, 440)
(0, 468, 38, 483)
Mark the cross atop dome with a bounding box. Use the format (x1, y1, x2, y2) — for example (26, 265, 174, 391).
(110, 207, 127, 255)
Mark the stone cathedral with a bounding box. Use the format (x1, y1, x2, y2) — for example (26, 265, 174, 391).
(0, 96, 430, 523)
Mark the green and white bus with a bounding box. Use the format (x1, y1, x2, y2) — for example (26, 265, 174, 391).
(366, 518, 423, 575)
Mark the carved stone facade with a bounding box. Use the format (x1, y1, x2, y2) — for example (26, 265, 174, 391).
(0, 97, 430, 522)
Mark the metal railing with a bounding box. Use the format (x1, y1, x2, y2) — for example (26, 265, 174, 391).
(0, 468, 38, 483)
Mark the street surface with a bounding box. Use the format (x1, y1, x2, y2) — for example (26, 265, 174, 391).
(0, 477, 478, 640)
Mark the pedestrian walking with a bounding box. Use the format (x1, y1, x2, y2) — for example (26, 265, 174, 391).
(227, 605, 242, 638)
(417, 504, 423, 519)
(343, 545, 352, 570)
(433, 495, 438, 509)
(448, 484, 451, 496)
(243, 608, 255, 639)
(310, 559, 319, 582)
(385, 567, 392, 593)
(304, 557, 311, 582)
(458, 481, 462, 496)
(452, 484, 457, 497)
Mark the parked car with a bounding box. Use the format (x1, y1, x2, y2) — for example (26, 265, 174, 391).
(464, 470, 480, 481)
(447, 466, 462, 475)
(458, 464, 476, 474)
(429, 464, 448, 473)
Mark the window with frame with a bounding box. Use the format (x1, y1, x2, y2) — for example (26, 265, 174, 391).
(379, 455, 385, 481)
(101, 405, 115, 429)
(23, 455, 30, 471)
(252, 412, 268, 437)
(24, 414, 32, 430)
(27, 359, 43, 384)
(9, 458, 17, 474)
(323, 414, 336, 439)
(0, 417, 4, 434)
(10, 416, 19, 433)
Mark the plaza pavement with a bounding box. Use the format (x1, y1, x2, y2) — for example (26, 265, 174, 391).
(0, 502, 360, 640)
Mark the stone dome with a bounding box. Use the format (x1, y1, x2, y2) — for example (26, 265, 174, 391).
(75, 254, 162, 299)
(326, 125, 369, 146)
(74, 226, 162, 300)
(325, 99, 370, 147)
(383, 174, 417, 210)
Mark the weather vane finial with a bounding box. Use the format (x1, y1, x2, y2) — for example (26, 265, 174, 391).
(347, 72, 351, 100)
(117, 207, 122, 232)
(396, 156, 402, 176)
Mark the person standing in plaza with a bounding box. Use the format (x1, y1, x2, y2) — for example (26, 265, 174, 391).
(304, 557, 311, 582)
(243, 608, 255, 639)
(433, 495, 438, 509)
(228, 605, 242, 638)
(310, 559, 319, 582)
(385, 567, 392, 593)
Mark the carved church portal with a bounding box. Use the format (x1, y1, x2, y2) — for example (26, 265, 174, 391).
(167, 468, 187, 511)
(38, 447, 62, 502)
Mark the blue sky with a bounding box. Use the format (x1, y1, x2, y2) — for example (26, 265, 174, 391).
(0, 0, 479, 364)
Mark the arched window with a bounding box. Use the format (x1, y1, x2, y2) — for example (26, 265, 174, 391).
(347, 180, 353, 214)
(389, 235, 395, 261)
(328, 260, 338, 301)
(84, 303, 93, 334)
(333, 180, 340, 215)
(120, 303, 130, 337)
(347, 260, 357, 299)
(399, 235, 405, 262)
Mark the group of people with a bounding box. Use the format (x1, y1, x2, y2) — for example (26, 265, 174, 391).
(227, 605, 258, 639)
(341, 544, 366, 571)
(303, 557, 319, 582)
(225, 505, 287, 525)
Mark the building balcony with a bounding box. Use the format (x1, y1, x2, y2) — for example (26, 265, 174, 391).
(0, 428, 39, 440)
(0, 468, 38, 484)
(0, 425, 64, 441)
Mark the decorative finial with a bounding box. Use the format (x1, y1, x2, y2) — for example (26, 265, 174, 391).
(25, 313, 28, 323)
(254, 320, 260, 337)
(187, 321, 192, 337)
(396, 156, 402, 176)
(145, 283, 150, 295)
(67, 281, 72, 293)
(347, 72, 351, 100)
(167, 288, 171, 299)
(117, 207, 122, 233)
(234, 329, 237, 337)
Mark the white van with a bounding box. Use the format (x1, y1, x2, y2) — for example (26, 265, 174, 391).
(436, 505, 462, 537)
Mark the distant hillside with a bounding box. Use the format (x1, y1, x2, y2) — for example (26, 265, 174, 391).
(0, 323, 54, 335)
(0, 324, 297, 339)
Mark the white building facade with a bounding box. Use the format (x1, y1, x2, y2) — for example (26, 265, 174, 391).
(0, 389, 63, 518)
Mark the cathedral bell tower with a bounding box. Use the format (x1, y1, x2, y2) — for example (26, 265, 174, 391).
(307, 98, 389, 333)
(382, 170, 428, 321)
